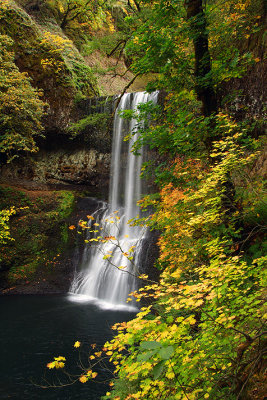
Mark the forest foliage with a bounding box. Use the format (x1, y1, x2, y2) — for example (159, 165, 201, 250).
(49, 0, 266, 399)
(0, 0, 266, 399)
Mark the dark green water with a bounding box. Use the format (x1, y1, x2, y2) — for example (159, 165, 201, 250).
(0, 295, 136, 399)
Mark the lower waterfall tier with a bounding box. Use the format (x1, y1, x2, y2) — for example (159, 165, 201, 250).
(69, 91, 159, 308)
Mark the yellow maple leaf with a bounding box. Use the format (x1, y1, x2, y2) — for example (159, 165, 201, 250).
(74, 341, 81, 348)
(56, 361, 65, 369)
(79, 375, 87, 383)
(55, 356, 66, 361)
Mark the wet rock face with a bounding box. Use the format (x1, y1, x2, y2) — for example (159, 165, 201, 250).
(0, 148, 110, 188)
(0, 92, 113, 194)
(34, 149, 110, 185)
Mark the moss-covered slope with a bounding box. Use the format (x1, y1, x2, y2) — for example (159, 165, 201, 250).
(0, 185, 75, 293)
(0, 0, 99, 132)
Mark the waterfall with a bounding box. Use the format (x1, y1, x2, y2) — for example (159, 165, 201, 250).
(69, 92, 158, 310)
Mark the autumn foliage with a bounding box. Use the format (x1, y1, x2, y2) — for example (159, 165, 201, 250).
(95, 1, 265, 398)
(5, 0, 263, 398)
(0, 34, 45, 162)
(100, 128, 266, 399)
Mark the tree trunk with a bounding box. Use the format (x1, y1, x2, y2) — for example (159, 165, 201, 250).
(184, 0, 217, 118)
(184, 1, 243, 268)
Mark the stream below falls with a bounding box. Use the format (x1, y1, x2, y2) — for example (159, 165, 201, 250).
(0, 295, 136, 399)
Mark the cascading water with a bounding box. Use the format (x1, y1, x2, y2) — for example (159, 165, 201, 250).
(70, 92, 158, 309)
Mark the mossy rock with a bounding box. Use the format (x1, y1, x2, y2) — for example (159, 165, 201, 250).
(0, 186, 75, 288)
